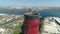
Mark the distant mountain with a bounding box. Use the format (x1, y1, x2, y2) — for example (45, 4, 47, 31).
(0, 6, 60, 12)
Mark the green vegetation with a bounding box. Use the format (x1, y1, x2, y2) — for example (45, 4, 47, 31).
(0, 14, 24, 34)
(40, 20, 44, 34)
(13, 20, 24, 34)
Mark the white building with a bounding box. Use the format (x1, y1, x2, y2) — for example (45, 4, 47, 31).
(0, 28, 13, 34)
(0, 28, 5, 34)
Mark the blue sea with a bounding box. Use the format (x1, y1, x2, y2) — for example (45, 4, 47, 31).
(0, 11, 60, 19)
(38, 11, 60, 19)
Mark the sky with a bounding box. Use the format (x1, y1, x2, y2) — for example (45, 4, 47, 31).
(0, 0, 60, 7)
